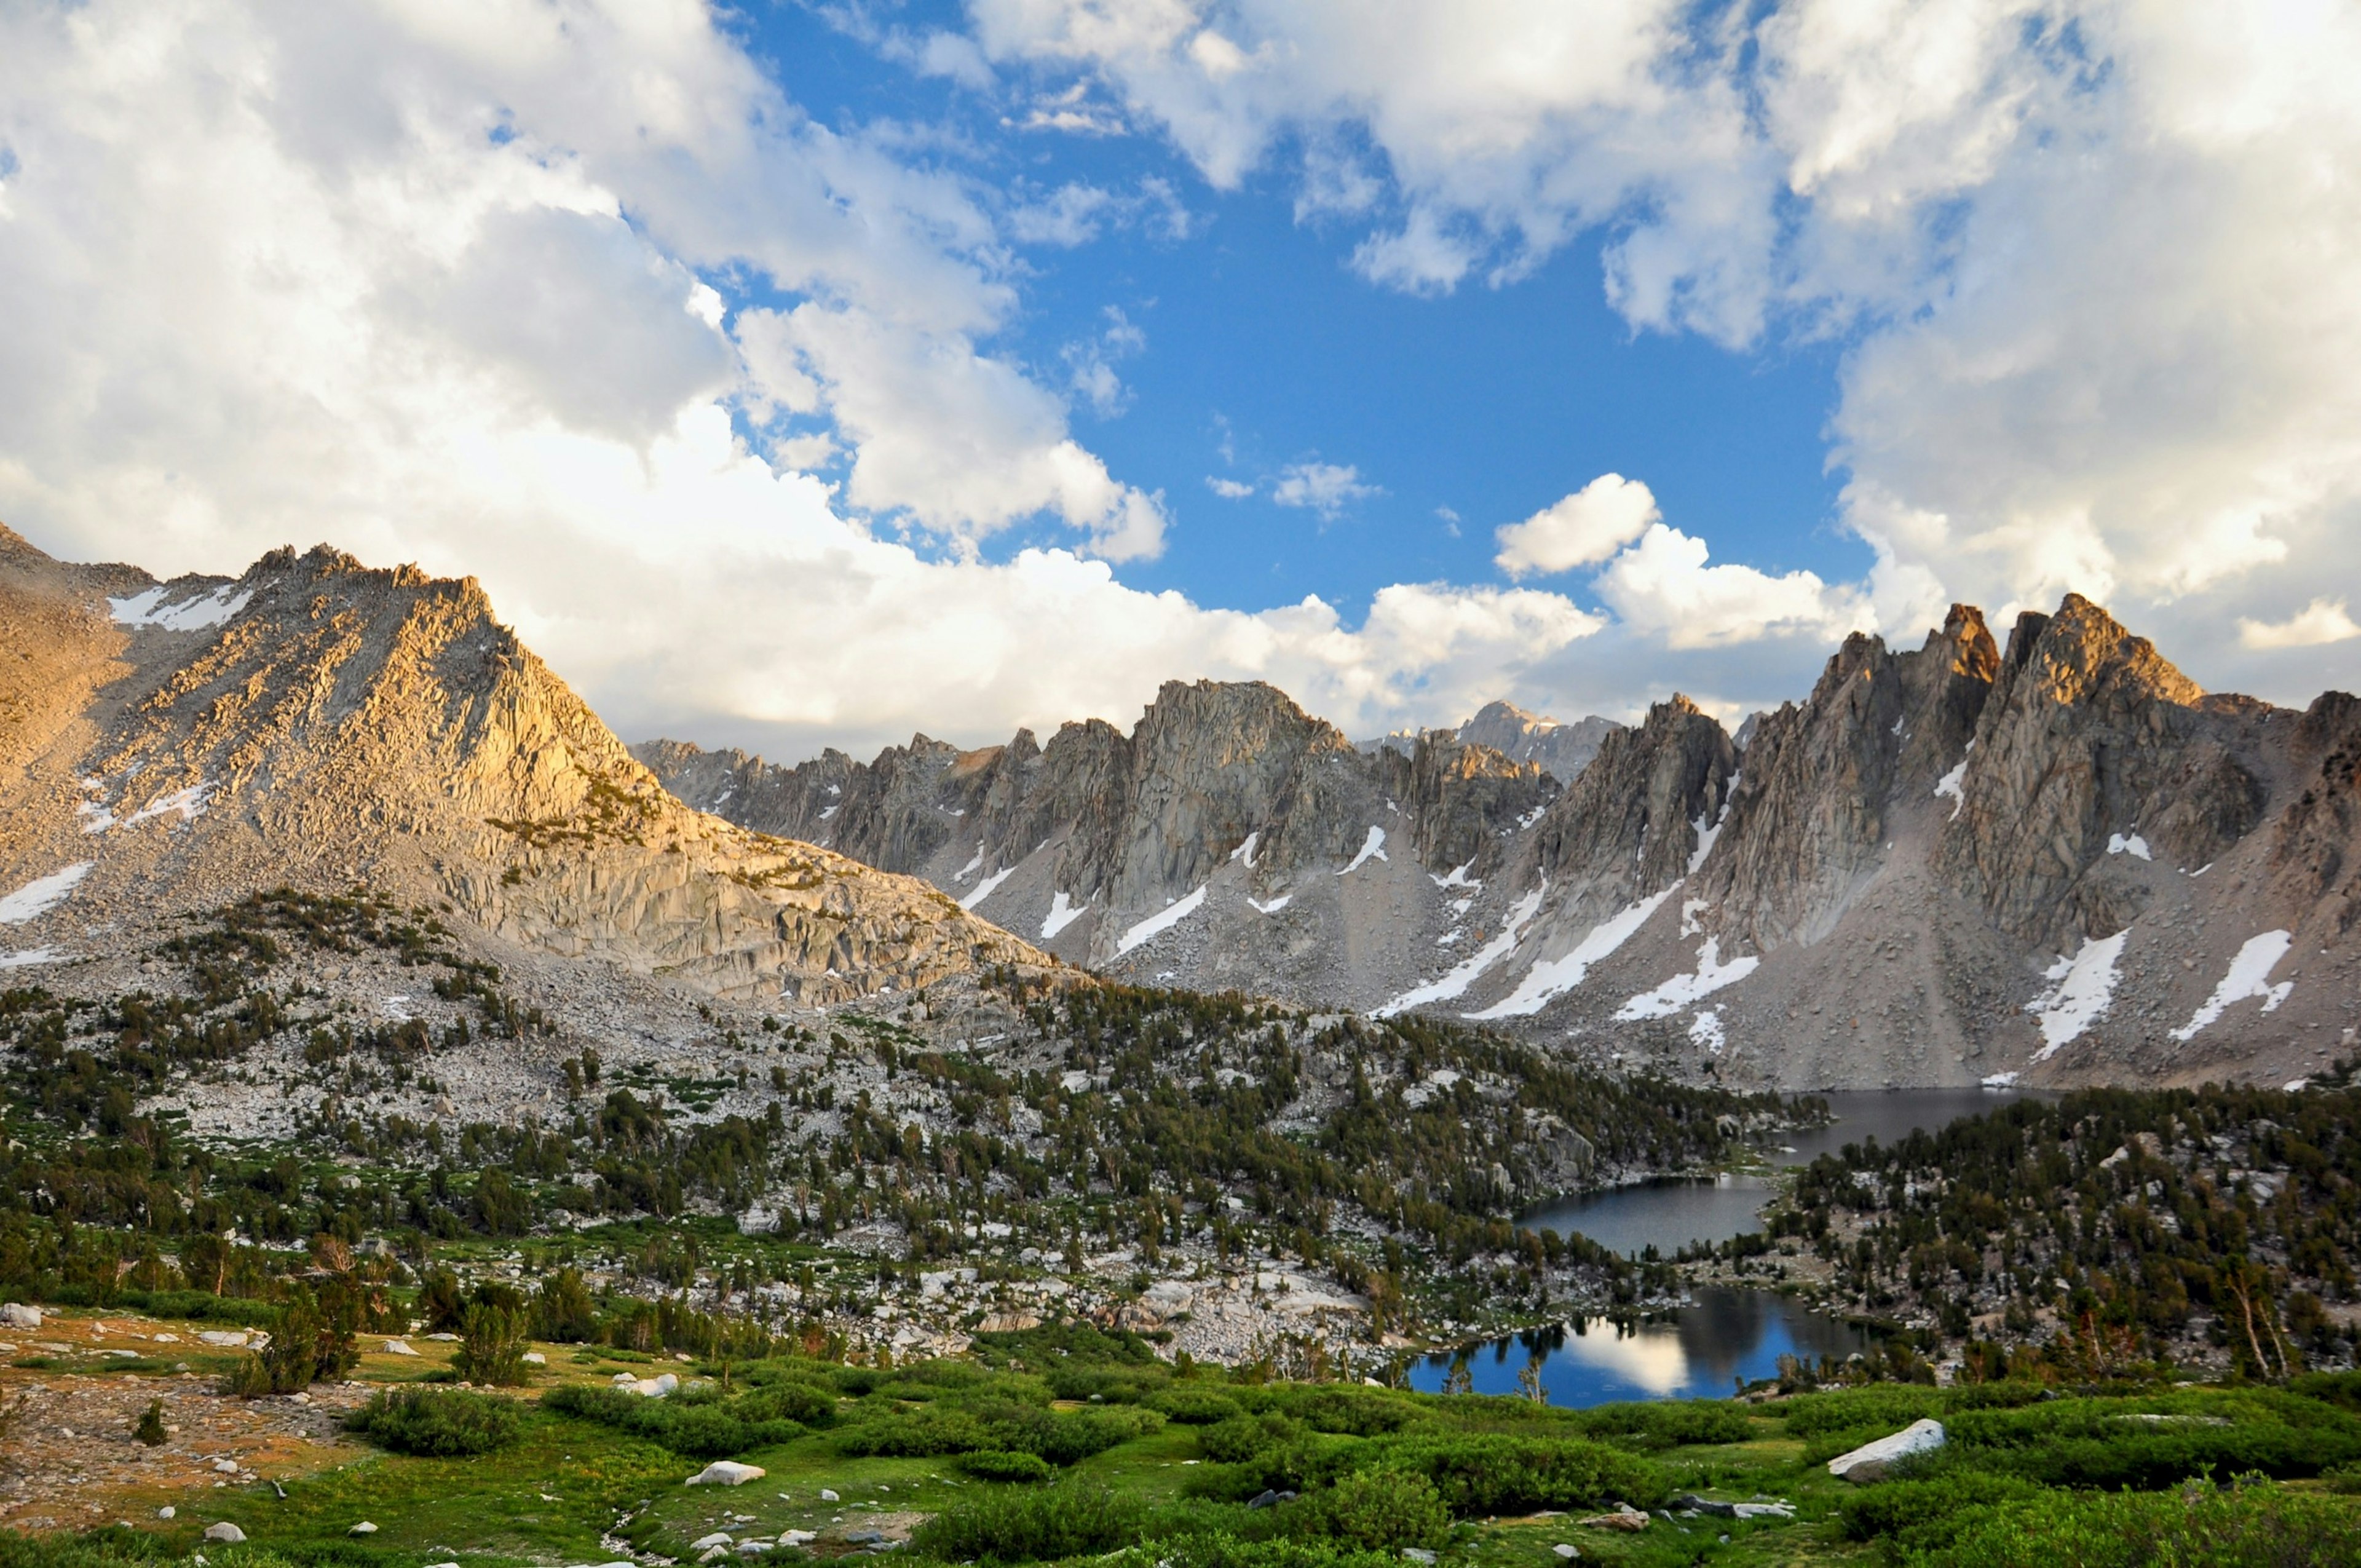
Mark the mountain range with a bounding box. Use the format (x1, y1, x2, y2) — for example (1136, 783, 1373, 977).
(1, 528, 2349, 1093)
(639, 603, 2360, 1093)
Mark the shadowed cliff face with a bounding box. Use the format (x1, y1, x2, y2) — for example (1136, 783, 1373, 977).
(1528, 695, 1738, 930)
(636, 679, 1560, 977)
(1934, 595, 2268, 951)
(1699, 605, 2000, 950)
(0, 537, 1048, 1006)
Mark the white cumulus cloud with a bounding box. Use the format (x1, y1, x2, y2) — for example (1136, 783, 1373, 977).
(2240, 598, 2361, 651)
(1495, 474, 1661, 577)
(1594, 524, 1873, 650)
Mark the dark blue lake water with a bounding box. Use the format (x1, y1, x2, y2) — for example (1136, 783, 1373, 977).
(1404, 1090, 2036, 1407)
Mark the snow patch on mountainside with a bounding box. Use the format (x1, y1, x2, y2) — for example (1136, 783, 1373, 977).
(109, 584, 252, 631)
(1118, 886, 1207, 955)
(0, 864, 92, 924)
(1615, 937, 1760, 1020)
(1376, 880, 1548, 1017)
(1934, 744, 1973, 821)
(1040, 891, 1088, 940)
(959, 865, 1015, 911)
(2171, 930, 2294, 1042)
(1339, 826, 1388, 874)
(1471, 885, 1678, 1020)
(2029, 929, 2129, 1060)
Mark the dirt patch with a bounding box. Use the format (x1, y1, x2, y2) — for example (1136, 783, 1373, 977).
(0, 1316, 367, 1532)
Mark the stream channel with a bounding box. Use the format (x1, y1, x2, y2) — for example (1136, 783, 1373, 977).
(1404, 1088, 2038, 1406)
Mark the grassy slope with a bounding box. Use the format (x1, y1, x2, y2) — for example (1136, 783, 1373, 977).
(10, 1307, 2361, 1568)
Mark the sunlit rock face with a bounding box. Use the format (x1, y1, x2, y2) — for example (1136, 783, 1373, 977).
(0, 529, 1048, 1007)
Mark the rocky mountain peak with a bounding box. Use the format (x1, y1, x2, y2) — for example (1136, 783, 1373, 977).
(1942, 591, 2256, 947)
(0, 540, 1050, 1007)
(1531, 694, 1734, 921)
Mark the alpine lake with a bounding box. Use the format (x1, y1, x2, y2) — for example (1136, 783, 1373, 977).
(1406, 1088, 2039, 1406)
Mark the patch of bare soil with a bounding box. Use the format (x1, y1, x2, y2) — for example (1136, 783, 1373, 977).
(0, 1316, 366, 1532)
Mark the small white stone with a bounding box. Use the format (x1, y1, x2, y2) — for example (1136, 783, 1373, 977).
(202, 1522, 246, 1543)
(349, 1522, 378, 1535)
(819, 1489, 839, 1502)
(157, 1507, 176, 1521)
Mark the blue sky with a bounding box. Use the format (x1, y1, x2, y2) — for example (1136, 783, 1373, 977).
(726, 0, 1860, 631)
(3, 2, 2357, 761)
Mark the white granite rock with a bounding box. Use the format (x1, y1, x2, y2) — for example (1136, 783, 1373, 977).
(1828, 1419, 1945, 1483)
(688, 1462, 767, 1487)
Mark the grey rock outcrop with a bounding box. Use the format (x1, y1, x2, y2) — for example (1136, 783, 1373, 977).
(1530, 695, 1736, 926)
(1936, 596, 2267, 949)
(1701, 606, 1998, 949)
(1364, 700, 1621, 785)
(638, 681, 1556, 991)
(1457, 702, 1622, 783)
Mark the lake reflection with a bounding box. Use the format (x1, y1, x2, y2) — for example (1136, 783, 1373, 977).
(1405, 1288, 1872, 1406)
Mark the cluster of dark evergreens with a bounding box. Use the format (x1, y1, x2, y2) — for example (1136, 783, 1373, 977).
(1763, 1077, 2361, 1378)
(0, 893, 1800, 1332)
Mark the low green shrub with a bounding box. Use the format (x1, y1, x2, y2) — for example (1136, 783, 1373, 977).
(837, 1397, 1161, 1465)
(1940, 1394, 2361, 1487)
(1199, 1414, 1302, 1464)
(1780, 1384, 1948, 1438)
(1290, 1470, 1448, 1552)
(1280, 1388, 1417, 1437)
(833, 1404, 998, 1457)
(344, 1386, 522, 1457)
(1037, 1405, 1164, 1463)
(734, 1378, 837, 1427)
(959, 1449, 1055, 1483)
(1094, 1535, 1400, 1568)
(1154, 1388, 1246, 1425)
(1567, 1400, 1754, 1449)
(1836, 1471, 2048, 1545)
(831, 1366, 884, 1396)
(911, 1483, 1143, 1564)
(878, 1360, 993, 1400)
(543, 1384, 802, 1459)
(970, 1321, 1163, 1371)
(1360, 1433, 1668, 1516)
(1912, 1478, 2361, 1567)
(0, 1530, 183, 1568)
(1046, 1364, 1166, 1403)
